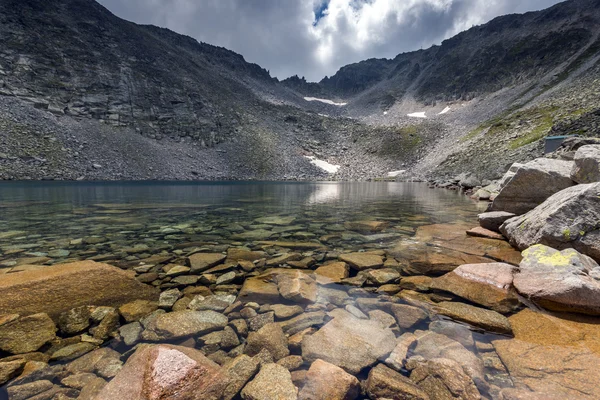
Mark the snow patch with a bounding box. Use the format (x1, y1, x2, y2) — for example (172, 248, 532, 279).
(383, 111, 388, 115)
(387, 170, 406, 178)
(439, 107, 451, 115)
(407, 112, 427, 118)
(304, 97, 347, 106)
(305, 156, 340, 174)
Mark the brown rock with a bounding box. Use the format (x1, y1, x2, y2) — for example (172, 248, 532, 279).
(0, 261, 159, 318)
(277, 271, 317, 304)
(409, 357, 481, 400)
(339, 253, 384, 271)
(302, 311, 396, 374)
(245, 323, 290, 361)
(344, 220, 390, 232)
(366, 363, 430, 400)
(0, 360, 25, 385)
(431, 263, 520, 313)
(227, 248, 267, 262)
(95, 344, 229, 400)
(299, 359, 360, 400)
(222, 354, 260, 400)
(384, 333, 418, 371)
(466, 227, 505, 240)
(119, 300, 159, 323)
(433, 302, 512, 335)
(0, 313, 56, 354)
(269, 304, 303, 319)
(390, 304, 429, 330)
(188, 253, 227, 273)
(142, 310, 228, 341)
(237, 277, 280, 304)
(314, 262, 349, 284)
(241, 363, 298, 400)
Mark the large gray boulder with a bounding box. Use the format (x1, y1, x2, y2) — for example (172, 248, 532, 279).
(513, 245, 600, 315)
(571, 145, 600, 183)
(490, 158, 575, 215)
(501, 183, 600, 262)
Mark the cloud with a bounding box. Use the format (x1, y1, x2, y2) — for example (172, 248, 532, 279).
(96, 0, 563, 82)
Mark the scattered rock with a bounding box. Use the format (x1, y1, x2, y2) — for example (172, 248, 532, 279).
(571, 145, 600, 183)
(366, 363, 430, 400)
(384, 332, 418, 371)
(490, 158, 575, 215)
(0, 313, 56, 354)
(142, 310, 228, 341)
(0, 261, 159, 318)
(223, 355, 260, 400)
(276, 271, 317, 303)
(433, 302, 512, 334)
(431, 263, 520, 313)
(119, 300, 159, 323)
(339, 253, 384, 271)
(188, 253, 227, 273)
(478, 211, 516, 233)
(390, 304, 429, 330)
(58, 306, 91, 335)
(95, 344, 229, 400)
(241, 363, 298, 400)
(501, 183, 600, 263)
(344, 220, 389, 233)
(302, 311, 396, 374)
(408, 357, 481, 400)
(299, 359, 360, 400)
(245, 323, 290, 361)
(512, 244, 600, 314)
(314, 262, 349, 284)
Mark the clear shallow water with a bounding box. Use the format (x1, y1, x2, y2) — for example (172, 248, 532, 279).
(5, 182, 590, 399)
(0, 182, 482, 262)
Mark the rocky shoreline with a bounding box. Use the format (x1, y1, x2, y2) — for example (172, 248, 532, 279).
(0, 144, 599, 400)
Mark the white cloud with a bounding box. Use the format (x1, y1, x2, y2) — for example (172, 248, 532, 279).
(97, 0, 563, 81)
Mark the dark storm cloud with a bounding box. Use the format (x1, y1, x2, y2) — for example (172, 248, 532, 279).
(96, 0, 564, 81)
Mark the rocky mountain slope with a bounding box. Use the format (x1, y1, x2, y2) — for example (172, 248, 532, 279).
(0, 0, 599, 180)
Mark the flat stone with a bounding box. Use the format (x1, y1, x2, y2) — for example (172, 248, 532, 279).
(302, 311, 396, 374)
(227, 248, 267, 262)
(142, 311, 228, 341)
(258, 241, 327, 250)
(0, 313, 56, 354)
(269, 304, 303, 319)
(366, 363, 430, 400)
(95, 344, 229, 400)
(466, 227, 505, 240)
(237, 277, 280, 304)
(314, 262, 349, 284)
(512, 245, 600, 314)
(433, 301, 512, 334)
(299, 359, 360, 400)
(50, 342, 97, 361)
(158, 289, 181, 309)
(344, 220, 390, 232)
(339, 252, 384, 271)
(0, 360, 25, 385)
(7, 380, 54, 400)
(0, 261, 159, 318)
(188, 253, 227, 273)
(119, 322, 143, 346)
(241, 363, 297, 400)
(367, 268, 401, 285)
(431, 263, 520, 313)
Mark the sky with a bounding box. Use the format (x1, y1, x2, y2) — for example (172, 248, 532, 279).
(96, 0, 564, 82)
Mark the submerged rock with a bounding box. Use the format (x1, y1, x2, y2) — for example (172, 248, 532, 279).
(408, 357, 481, 400)
(299, 359, 360, 400)
(188, 253, 227, 273)
(490, 158, 575, 215)
(512, 245, 600, 315)
(0, 261, 159, 318)
(366, 363, 430, 400)
(501, 183, 600, 262)
(339, 252, 384, 271)
(142, 310, 228, 341)
(302, 311, 396, 374)
(433, 302, 512, 334)
(241, 363, 297, 400)
(95, 344, 229, 400)
(0, 313, 56, 354)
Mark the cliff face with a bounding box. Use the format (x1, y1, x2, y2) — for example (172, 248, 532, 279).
(0, 0, 599, 181)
